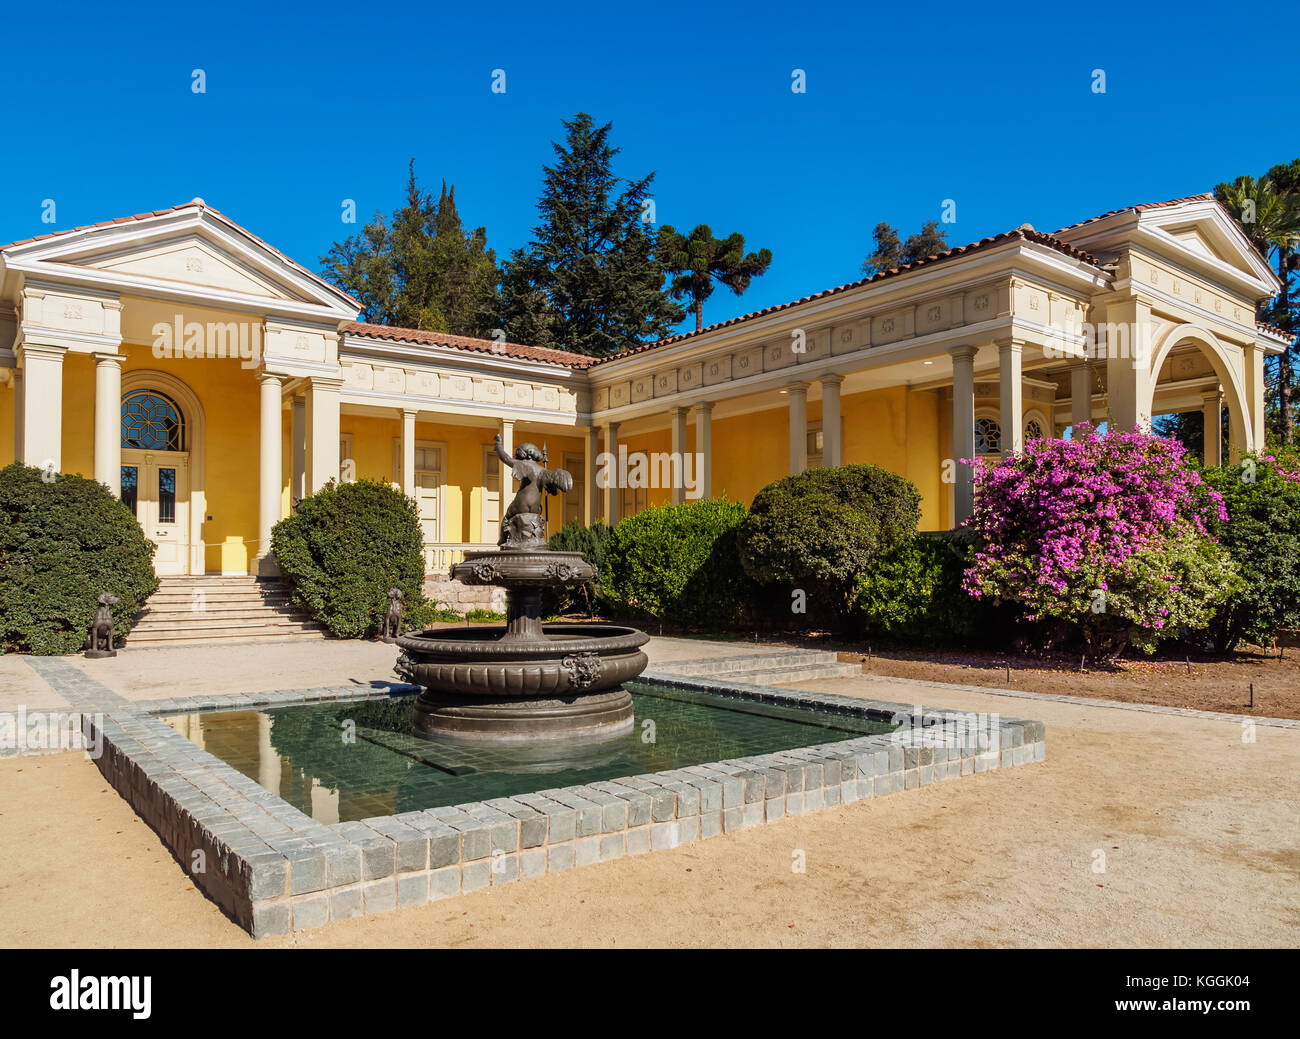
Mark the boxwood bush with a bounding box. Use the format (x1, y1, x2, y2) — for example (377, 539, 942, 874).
(600, 498, 755, 629)
(855, 531, 990, 645)
(738, 464, 920, 630)
(0, 462, 158, 654)
(271, 478, 428, 639)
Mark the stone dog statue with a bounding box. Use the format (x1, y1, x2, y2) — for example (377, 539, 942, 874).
(493, 433, 572, 550)
(381, 587, 405, 642)
(85, 593, 119, 658)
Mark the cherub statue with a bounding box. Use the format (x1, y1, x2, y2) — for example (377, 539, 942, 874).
(494, 433, 572, 549)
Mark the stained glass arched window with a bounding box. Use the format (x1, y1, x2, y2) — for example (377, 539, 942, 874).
(122, 391, 184, 450)
(974, 417, 1002, 454)
(1025, 418, 1044, 441)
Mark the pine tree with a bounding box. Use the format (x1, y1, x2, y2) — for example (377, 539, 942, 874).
(500, 113, 683, 356)
(861, 220, 948, 276)
(320, 161, 500, 337)
(658, 225, 772, 332)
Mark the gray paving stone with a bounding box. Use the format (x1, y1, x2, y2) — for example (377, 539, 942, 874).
(397, 873, 429, 909)
(291, 894, 329, 931)
(430, 866, 461, 900)
(330, 887, 363, 922)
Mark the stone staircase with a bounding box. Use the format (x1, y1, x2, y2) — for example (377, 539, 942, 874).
(126, 575, 328, 648)
(653, 647, 860, 686)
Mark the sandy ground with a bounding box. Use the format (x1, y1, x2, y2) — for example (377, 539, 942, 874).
(1, 637, 1295, 948)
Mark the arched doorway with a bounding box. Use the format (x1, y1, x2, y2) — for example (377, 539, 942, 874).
(120, 371, 206, 575)
(1147, 324, 1254, 461)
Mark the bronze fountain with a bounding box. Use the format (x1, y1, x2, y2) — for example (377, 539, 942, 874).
(395, 434, 648, 741)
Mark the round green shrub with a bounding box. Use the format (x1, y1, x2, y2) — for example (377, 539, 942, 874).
(599, 498, 754, 629)
(739, 464, 921, 629)
(0, 462, 158, 655)
(1202, 451, 1300, 651)
(271, 478, 428, 639)
(856, 532, 987, 644)
(543, 520, 612, 617)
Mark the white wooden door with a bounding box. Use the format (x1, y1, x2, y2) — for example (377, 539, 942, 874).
(413, 444, 443, 546)
(122, 449, 190, 575)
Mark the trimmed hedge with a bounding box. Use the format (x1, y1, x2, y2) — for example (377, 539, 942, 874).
(271, 478, 428, 639)
(739, 464, 920, 630)
(543, 520, 612, 617)
(599, 498, 755, 629)
(0, 462, 158, 655)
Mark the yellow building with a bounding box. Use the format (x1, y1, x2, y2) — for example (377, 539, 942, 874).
(0, 194, 1287, 579)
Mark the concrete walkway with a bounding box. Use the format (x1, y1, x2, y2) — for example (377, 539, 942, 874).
(0, 636, 1295, 947)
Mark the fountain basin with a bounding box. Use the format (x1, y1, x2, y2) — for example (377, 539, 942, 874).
(396, 622, 649, 740)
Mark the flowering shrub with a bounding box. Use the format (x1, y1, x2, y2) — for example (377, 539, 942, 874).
(962, 424, 1239, 659)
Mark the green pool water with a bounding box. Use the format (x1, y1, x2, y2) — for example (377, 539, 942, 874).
(163, 682, 896, 823)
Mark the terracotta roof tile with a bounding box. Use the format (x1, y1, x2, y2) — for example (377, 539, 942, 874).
(1052, 193, 1216, 236)
(590, 225, 1104, 366)
(343, 321, 598, 369)
(1258, 319, 1294, 340)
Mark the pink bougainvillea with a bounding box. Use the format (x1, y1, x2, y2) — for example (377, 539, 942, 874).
(961, 423, 1238, 657)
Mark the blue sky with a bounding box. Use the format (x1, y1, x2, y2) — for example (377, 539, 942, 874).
(2, 0, 1295, 335)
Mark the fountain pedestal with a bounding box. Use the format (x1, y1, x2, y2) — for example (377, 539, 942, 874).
(396, 549, 648, 741)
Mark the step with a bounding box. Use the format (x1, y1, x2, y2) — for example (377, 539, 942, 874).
(129, 615, 324, 634)
(718, 662, 861, 685)
(659, 650, 843, 675)
(128, 619, 325, 638)
(133, 609, 314, 629)
(124, 628, 330, 647)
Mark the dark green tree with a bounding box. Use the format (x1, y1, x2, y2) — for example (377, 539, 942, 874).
(657, 224, 772, 332)
(500, 113, 683, 356)
(320, 161, 500, 337)
(861, 220, 948, 276)
(1215, 162, 1300, 443)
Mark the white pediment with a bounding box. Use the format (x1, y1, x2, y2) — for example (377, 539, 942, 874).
(2, 202, 359, 320)
(1144, 206, 1270, 283)
(86, 235, 297, 300)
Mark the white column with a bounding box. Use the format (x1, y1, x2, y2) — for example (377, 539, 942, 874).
(499, 418, 514, 504)
(1104, 299, 1153, 433)
(305, 376, 341, 493)
(693, 402, 713, 499)
(19, 344, 65, 470)
(820, 374, 844, 467)
(401, 408, 418, 495)
(951, 346, 976, 524)
(1243, 342, 1266, 451)
(583, 426, 599, 525)
(670, 406, 688, 505)
(93, 353, 123, 496)
(602, 422, 620, 525)
(1202, 389, 1223, 467)
(788, 382, 808, 475)
(1070, 362, 1093, 429)
(12, 369, 23, 462)
(291, 395, 306, 504)
(999, 339, 1023, 457)
(257, 372, 283, 575)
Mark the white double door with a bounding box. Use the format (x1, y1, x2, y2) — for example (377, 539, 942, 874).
(121, 449, 190, 575)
